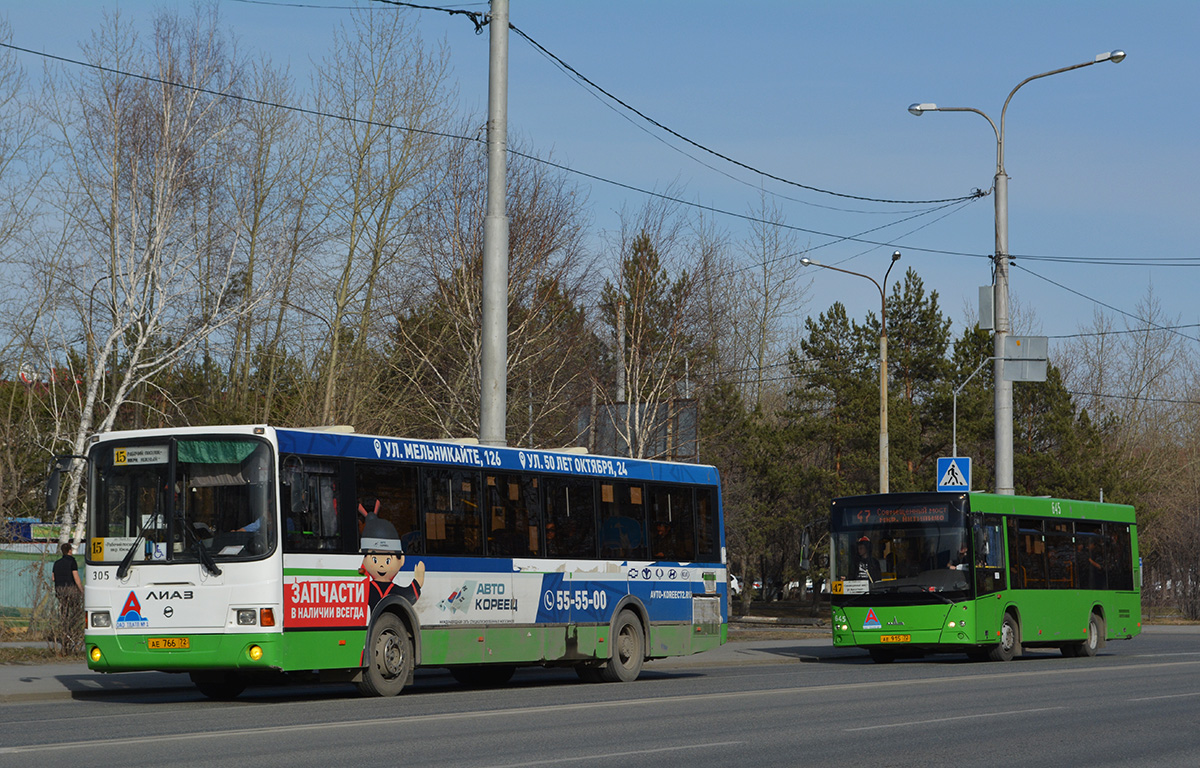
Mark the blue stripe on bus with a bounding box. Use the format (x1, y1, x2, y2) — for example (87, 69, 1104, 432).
(276, 430, 719, 486)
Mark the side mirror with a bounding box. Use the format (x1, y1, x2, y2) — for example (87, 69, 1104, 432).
(44, 468, 62, 514)
(44, 456, 75, 514)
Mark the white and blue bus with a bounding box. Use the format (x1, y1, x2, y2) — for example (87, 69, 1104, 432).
(61, 425, 728, 698)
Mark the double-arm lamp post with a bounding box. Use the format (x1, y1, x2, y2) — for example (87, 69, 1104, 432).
(908, 49, 1125, 495)
(801, 251, 902, 493)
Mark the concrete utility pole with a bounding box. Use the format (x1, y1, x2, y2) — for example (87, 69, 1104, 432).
(479, 0, 510, 447)
(909, 49, 1125, 494)
(800, 252, 901, 494)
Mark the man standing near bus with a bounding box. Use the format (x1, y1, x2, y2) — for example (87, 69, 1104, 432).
(52, 542, 83, 652)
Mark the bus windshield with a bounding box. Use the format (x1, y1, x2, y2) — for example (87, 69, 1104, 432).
(87, 437, 275, 565)
(831, 496, 971, 601)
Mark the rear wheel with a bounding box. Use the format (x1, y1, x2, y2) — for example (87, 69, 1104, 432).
(190, 671, 246, 700)
(450, 665, 516, 688)
(600, 610, 645, 683)
(357, 613, 413, 697)
(1077, 613, 1102, 658)
(989, 613, 1020, 662)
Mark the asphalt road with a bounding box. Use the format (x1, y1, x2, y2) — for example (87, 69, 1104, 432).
(1, 626, 1197, 767)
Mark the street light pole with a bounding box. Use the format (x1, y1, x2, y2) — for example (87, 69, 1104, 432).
(908, 49, 1125, 495)
(801, 251, 902, 494)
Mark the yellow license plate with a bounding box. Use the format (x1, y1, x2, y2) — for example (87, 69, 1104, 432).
(879, 634, 911, 643)
(148, 637, 190, 650)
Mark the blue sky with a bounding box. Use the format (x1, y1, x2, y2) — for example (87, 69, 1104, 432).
(8, 1, 1198, 348)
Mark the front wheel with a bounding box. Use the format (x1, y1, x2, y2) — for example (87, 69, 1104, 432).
(989, 613, 1020, 662)
(358, 613, 413, 697)
(600, 610, 645, 683)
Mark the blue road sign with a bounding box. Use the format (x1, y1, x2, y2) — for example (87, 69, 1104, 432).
(937, 457, 970, 492)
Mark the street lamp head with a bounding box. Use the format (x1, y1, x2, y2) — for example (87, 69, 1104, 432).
(908, 103, 937, 116)
(1096, 49, 1126, 64)
(891, 250, 902, 263)
(800, 257, 815, 266)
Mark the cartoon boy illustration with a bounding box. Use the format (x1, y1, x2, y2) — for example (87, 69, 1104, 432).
(359, 512, 425, 613)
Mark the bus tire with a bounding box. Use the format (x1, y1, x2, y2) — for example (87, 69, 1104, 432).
(190, 671, 246, 700)
(989, 613, 1020, 662)
(358, 613, 413, 697)
(1077, 613, 1103, 658)
(450, 664, 515, 688)
(600, 610, 645, 683)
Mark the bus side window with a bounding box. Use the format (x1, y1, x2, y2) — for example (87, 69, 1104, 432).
(1011, 518, 1048, 589)
(1105, 523, 1134, 591)
(543, 477, 596, 559)
(484, 473, 541, 558)
(1046, 521, 1075, 589)
(648, 485, 695, 561)
(695, 486, 718, 562)
(599, 482, 646, 560)
(356, 462, 421, 555)
(422, 468, 482, 556)
(1075, 522, 1105, 589)
(974, 516, 1005, 595)
(280, 458, 341, 553)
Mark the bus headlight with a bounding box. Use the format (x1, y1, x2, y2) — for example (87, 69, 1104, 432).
(248, 645, 264, 661)
(91, 611, 112, 628)
(90, 646, 103, 663)
(237, 609, 257, 626)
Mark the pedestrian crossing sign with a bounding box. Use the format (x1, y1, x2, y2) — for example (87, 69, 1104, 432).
(937, 457, 970, 492)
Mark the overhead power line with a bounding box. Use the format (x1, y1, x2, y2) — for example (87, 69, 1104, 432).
(366, 0, 984, 206)
(1013, 264, 1200, 345)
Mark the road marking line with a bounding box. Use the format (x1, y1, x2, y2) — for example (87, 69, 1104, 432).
(478, 741, 744, 767)
(845, 706, 1065, 732)
(1129, 691, 1200, 702)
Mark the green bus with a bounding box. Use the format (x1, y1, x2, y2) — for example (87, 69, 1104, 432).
(829, 492, 1140, 662)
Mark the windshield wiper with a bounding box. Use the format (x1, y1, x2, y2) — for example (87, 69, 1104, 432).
(181, 520, 221, 577)
(116, 511, 161, 580)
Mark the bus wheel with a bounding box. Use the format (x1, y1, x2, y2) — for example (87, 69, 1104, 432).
(450, 665, 515, 688)
(358, 613, 413, 697)
(989, 614, 1020, 662)
(1075, 613, 1103, 658)
(600, 610, 645, 683)
(190, 671, 246, 700)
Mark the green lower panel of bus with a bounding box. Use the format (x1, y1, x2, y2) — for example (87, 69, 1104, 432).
(87, 631, 285, 672)
(418, 621, 727, 666)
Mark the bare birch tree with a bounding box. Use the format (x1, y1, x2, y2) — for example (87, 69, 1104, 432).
(33, 6, 273, 544)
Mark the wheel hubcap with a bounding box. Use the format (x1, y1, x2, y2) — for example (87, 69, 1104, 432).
(379, 630, 404, 678)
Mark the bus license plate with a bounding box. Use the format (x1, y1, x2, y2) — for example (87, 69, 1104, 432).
(879, 634, 910, 643)
(148, 637, 190, 650)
